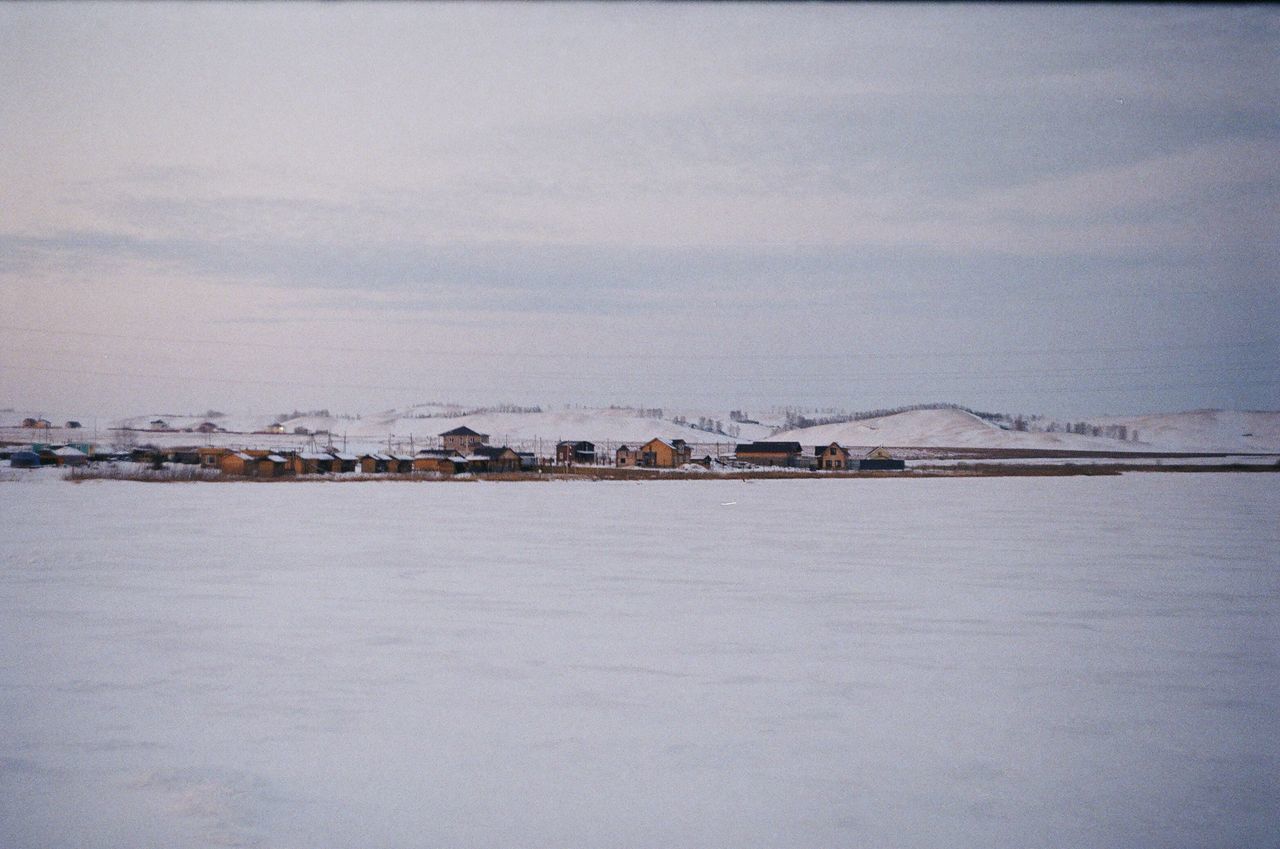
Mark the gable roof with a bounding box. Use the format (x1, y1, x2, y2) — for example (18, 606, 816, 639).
(440, 425, 486, 437)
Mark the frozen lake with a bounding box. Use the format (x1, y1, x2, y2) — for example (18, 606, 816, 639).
(1, 474, 1276, 848)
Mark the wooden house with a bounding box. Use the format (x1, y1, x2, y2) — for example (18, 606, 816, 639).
(556, 441, 596, 465)
(555, 440, 595, 464)
(255, 453, 288, 478)
(388, 454, 415, 474)
(195, 421, 220, 433)
(221, 452, 257, 476)
(858, 447, 905, 471)
(359, 453, 390, 474)
(21, 417, 52, 429)
(440, 426, 488, 453)
(640, 437, 691, 468)
(735, 441, 804, 468)
(291, 451, 333, 475)
(266, 422, 287, 434)
(413, 452, 464, 475)
(472, 445, 521, 473)
(615, 445, 641, 467)
(815, 442, 852, 471)
(198, 447, 229, 469)
(332, 452, 358, 473)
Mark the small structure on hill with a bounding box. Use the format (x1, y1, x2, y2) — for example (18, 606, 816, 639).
(65, 421, 82, 429)
(22, 418, 52, 429)
(556, 441, 596, 465)
(266, 422, 287, 434)
(149, 419, 169, 430)
(815, 442, 852, 471)
(735, 441, 804, 468)
(195, 421, 220, 433)
(440, 426, 488, 453)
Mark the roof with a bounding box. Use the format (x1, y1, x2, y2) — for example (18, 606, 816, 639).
(53, 446, 86, 457)
(440, 426, 486, 437)
(557, 440, 595, 449)
(333, 453, 359, 461)
(299, 451, 331, 460)
(265, 454, 286, 463)
(472, 445, 517, 459)
(737, 442, 803, 454)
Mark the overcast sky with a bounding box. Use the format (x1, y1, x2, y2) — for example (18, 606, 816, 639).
(1, 3, 1277, 418)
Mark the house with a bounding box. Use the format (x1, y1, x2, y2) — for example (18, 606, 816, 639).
(735, 441, 804, 468)
(219, 452, 256, 477)
(291, 451, 334, 475)
(413, 452, 465, 475)
(471, 445, 522, 473)
(9, 450, 41, 468)
(440, 425, 488, 453)
(149, 419, 169, 430)
(615, 445, 642, 467)
(815, 442, 852, 471)
(359, 453, 390, 474)
(640, 437, 691, 468)
(858, 447, 905, 471)
(65, 421, 82, 429)
(21, 418, 52, 429)
(388, 454, 415, 474)
(195, 421, 220, 433)
(197, 447, 229, 469)
(266, 422, 287, 434)
(52, 448, 88, 468)
(517, 451, 537, 471)
(254, 453, 289, 478)
(332, 452, 359, 473)
(556, 441, 596, 465)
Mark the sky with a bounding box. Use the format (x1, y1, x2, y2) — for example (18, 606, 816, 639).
(1, 3, 1277, 419)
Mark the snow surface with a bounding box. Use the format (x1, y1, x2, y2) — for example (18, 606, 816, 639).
(1, 474, 1276, 848)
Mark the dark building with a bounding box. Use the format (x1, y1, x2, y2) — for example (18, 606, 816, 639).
(555, 441, 596, 464)
(735, 441, 804, 467)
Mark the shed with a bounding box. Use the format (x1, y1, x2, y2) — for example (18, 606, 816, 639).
(735, 441, 804, 468)
(360, 453, 391, 474)
(616, 445, 641, 467)
(472, 445, 521, 473)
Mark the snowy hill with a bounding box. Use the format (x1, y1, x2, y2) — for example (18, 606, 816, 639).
(1083, 410, 1280, 453)
(773, 408, 1156, 452)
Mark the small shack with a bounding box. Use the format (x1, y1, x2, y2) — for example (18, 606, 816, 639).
(472, 445, 521, 473)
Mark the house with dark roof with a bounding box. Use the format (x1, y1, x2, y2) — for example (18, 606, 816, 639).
(471, 445, 521, 473)
(735, 441, 804, 468)
(440, 425, 488, 453)
(555, 441, 596, 465)
(615, 445, 641, 467)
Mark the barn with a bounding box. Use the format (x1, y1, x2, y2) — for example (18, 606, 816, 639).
(735, 441, 804, 468)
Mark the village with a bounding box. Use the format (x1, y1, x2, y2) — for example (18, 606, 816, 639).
(3, 419, 905, 477)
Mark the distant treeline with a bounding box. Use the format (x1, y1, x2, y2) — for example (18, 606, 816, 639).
(780, 402, 1009, 431)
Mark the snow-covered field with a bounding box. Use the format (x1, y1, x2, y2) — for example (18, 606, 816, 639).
(1, 475, 1277, 848)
